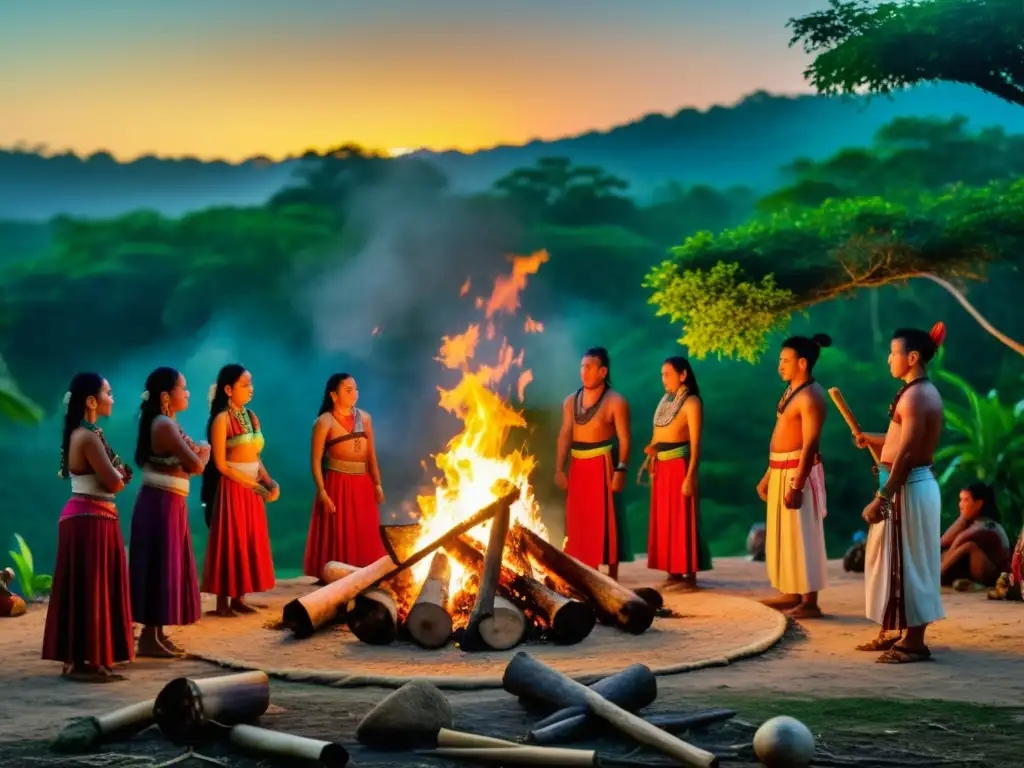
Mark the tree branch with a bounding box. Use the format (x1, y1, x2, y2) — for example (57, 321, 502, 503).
(915, 273, 1024, 356)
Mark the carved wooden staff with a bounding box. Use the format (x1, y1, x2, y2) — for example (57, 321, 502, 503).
(828, 387, 882, 464)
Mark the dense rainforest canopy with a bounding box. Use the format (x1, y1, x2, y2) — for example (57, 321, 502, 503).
(1, 113, 1021, 574)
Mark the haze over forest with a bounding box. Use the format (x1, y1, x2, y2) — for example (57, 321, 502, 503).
(4, 84, 1024, 220)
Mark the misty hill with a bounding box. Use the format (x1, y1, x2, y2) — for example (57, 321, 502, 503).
(5, 84, 1024, 221)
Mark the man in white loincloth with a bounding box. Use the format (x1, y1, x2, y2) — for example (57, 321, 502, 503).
(853, 323, 947, 663)
(756, 334, 831, 618)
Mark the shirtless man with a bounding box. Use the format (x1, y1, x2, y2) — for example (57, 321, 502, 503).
(854, 324, 946, 663)
(756, 334, 831, 618)
(555, 347, 632, 580)
(643, 356, 711, 589)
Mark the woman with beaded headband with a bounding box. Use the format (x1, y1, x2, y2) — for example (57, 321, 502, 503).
(303, 373, 387, 580)
(42, 372, 135, 682)
(129, 367, 210, 656)
(641, 356, 712, 588)
(200, 364, 277, 617)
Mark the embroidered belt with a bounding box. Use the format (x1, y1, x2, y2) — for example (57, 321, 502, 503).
(326, 458, 367, 475)
(570, 442, 613, 460)
(654, 442, 690, 461)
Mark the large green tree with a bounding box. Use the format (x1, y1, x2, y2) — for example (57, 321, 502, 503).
(645, 179, 1024, 362)
(758, 116, 1024, 212)
(789, 0, 1024, 107)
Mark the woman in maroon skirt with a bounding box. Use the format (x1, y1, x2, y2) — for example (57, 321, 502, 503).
(42, 372, 135, 682)
(303, 373, 386, 579)
(200, 364, 278, 617)
(130, 366, 210, 657)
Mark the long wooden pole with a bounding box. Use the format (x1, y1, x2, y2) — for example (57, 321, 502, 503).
(827, 387, 882, 464)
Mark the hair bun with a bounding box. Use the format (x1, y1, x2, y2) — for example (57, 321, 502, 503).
(811, 333, 833, 348)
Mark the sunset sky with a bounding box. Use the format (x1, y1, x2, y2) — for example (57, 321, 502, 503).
(2, 0, 830, 161)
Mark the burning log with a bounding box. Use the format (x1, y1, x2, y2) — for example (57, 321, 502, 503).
(633, 587, 664, 612)
(285, 488, 520, 640)
(460, 501, 512, 652)
(322, 561, 359, 584)
(515, 524, 653, 635)
(373, 486, 521, 592)
(406, 552, 454, 649)
(283, 555, 396, 639)
(154, 671, 270, 746)
(347, 587, 399, 645)
(478, 595, 527, 650)
(446, 536, 595, 645)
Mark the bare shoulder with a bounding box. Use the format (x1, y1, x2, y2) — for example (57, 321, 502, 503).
(69, 426, 97, 449)
(802, 384, 828, 410)
(152, 414, 176, 434)
(360, 409, 373, 425)
(683, 393, 703, 412)
(561, 393, 575, 410)
(211, 411, 229, 428)
(904, 380, 943, 412)
(313, 412, 332, 429)
(607, 390, 629, 408)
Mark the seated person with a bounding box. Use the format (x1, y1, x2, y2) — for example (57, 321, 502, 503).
(940, 482, 1011, 588)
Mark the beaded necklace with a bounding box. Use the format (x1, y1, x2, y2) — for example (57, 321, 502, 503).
(574, 385, 608, 426)
(79, 419, 124, 469)
(777, 378, 816, 416)
(888, 377, 929, 421)
(653, 388, 689, 427)
(229, 404, 254, 434)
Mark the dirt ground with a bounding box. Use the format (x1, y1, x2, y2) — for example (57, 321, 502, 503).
(1, 557, 1022, 767)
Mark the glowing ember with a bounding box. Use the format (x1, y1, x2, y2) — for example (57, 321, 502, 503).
(524, 316, 544, 333)
(410, 251, 551, 604)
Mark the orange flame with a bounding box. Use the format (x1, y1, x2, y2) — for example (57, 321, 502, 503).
(410, 252, 550, 595)
(524, 316, 544, 333)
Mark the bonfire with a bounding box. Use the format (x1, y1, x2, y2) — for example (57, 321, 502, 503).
(281, 251, 659, 651)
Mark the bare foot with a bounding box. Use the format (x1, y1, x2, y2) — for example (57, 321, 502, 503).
(158, 633, 186, 655)
(62, 663, 125, 683)
(785, 603, 823, 619)
(209, 605, 237, 618)
(137, 634, 176, 659)
(231, 599, 258, 614)
(761, 593, 801, 610)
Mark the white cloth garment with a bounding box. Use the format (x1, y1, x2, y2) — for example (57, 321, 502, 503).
(865, 466, 945, 629)
(765, 450, 828, 594)
(141, 467, 191, 495)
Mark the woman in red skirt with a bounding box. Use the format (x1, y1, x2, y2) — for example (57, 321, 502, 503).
(42, 372, 135, 683)
(130, 366, 210, 657)
(200, 364, 278, 617)
(303, 373, 386, 580)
